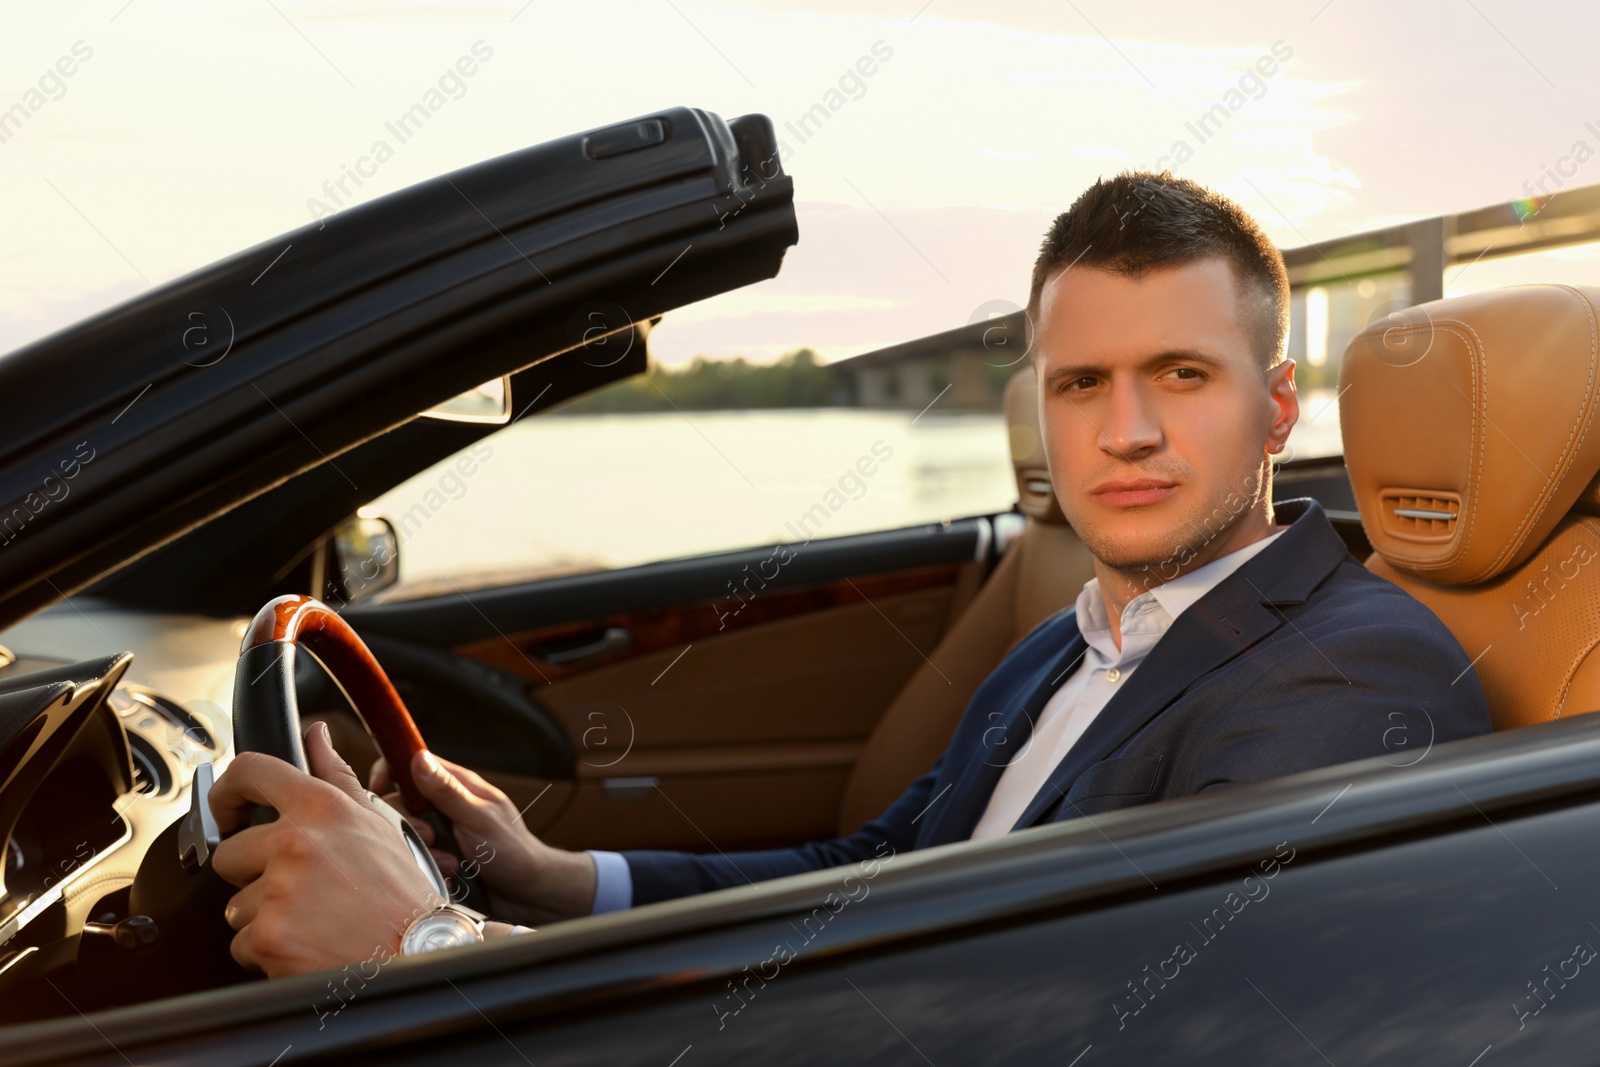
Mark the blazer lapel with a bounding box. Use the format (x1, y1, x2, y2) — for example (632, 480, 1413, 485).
(1010, 498, 1351, 830)
(1009, 590, 1281, 830)
(918, 629, 1089, 848)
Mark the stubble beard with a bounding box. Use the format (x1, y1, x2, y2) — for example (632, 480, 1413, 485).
(1075, 461, 1269, 586)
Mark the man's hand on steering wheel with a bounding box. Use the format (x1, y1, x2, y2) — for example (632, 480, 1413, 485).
(213, 595, 606, 980)
(369, 750, 599, 927)
(210, 723, 605, 978)
(210, 723, 447, 979)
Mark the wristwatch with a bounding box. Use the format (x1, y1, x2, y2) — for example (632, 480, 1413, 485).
(401, 902, 487, 956)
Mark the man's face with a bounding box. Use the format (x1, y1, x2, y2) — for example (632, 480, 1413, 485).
(1033, 255, 1297, 576)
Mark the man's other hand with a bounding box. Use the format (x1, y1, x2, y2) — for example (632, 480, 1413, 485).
(210, 722, 445, 979)
(370, 750, 598, 925)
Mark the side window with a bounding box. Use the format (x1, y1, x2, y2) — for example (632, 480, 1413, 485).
(363, 391, 1016, 600)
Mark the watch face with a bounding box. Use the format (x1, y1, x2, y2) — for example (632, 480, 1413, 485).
(402, 909, 482, 955)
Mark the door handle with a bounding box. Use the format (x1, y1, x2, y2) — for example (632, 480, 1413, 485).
(601, 776, 659, 803)
(537, 626, 633, 665)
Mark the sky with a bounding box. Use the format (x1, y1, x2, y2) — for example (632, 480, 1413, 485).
(2, 0, 1598, 366)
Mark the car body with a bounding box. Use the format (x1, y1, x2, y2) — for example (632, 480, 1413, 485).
(1, 108, 1598, 1066)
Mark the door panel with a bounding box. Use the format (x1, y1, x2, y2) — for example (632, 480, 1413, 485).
(536, 583, 954, 750)
(455, 563, 960, 685)
(357, 517, 990, 642)
(346, 519, 994, 853)
(534, 582, 957, 851)
(559, 763, 854, 853)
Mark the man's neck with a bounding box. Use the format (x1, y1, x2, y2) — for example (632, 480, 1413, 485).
(1096, 504, 1281, 651)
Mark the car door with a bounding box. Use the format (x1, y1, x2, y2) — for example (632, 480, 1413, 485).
(341, 505, 1003, 855)
(11, 684, 1599, 1066)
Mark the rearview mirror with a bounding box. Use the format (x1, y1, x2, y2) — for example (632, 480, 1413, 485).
(331, 515, 400, 602)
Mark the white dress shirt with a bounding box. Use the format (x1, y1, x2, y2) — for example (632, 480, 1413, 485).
(588, 526, 1288, 911)
(968, 527, 1287, 839)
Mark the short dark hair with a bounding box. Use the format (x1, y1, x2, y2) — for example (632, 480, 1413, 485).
(1027, 171, 1289, 369)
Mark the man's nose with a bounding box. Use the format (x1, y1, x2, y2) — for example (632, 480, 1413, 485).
(1098, 380, 1162, 460)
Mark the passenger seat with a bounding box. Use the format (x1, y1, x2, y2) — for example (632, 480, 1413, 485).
(835, 367, 1097, 833)
(1340, 283, 1600, 729)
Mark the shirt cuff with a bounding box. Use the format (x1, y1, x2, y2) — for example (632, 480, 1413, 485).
(585, 849, 633, 915)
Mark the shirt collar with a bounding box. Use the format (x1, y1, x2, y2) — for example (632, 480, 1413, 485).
(1146, 526, 1288, 621)
(1074, 526, 1289, 656)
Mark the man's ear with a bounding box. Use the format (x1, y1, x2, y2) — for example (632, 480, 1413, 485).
(1264, 358, 1298, 455)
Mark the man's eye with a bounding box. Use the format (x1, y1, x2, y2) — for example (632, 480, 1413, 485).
(1165, 367, 1202, 381)
(1060, 376, 1099, 393)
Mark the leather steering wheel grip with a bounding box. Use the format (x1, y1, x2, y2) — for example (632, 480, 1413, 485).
(232, 595, 432, 814)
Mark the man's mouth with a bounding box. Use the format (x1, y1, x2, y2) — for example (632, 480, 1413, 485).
(1090, 477, 1178, 508)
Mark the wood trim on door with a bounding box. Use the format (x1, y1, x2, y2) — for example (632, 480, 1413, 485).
(455, 563, 962, 683)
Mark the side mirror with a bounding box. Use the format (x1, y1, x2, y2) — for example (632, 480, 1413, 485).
(331, 515, 400, 603)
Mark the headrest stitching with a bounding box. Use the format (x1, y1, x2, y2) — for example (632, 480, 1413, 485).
(1464, 319, 1485, 579)
(1469, 286, 1600, 582)
(1364, 297, 1600, 583)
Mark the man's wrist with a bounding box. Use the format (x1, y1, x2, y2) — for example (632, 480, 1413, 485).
(420, 841, 595, 925)
(518, 841, 599, 922)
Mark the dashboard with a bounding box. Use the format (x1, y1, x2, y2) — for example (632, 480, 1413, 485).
(0, 603, 243, 1016)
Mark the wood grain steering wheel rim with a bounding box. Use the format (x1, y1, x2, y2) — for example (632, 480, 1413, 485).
(236, 594, 431, 813)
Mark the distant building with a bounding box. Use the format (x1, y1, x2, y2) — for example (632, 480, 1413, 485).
(830, 311, 1027, 411)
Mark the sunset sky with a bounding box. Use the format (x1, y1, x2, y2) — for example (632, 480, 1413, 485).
(3, 0, 1598, 365)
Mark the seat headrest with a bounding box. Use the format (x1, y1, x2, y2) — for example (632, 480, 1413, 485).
(1004, 367, 1066, 524)
(1340, 284, 1600, 585)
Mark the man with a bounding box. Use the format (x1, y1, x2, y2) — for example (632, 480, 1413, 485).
(209, 172, 1492, 978)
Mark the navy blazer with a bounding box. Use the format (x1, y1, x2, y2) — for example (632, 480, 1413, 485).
(622, 499, 1493, 905)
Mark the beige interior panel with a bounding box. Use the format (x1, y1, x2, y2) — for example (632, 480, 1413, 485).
(537, 586, 953, 751)
(530, 585, 954, 847)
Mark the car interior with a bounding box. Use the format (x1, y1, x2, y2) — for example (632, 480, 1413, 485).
(0, 325, 1369, 1022)
(10, 0, 1600, 1044)
(301, 364, 1106, 854)
(3, 142, 1600, 1041)
(307, 278, 1600, 868)
(0, 296, 1426, 1006)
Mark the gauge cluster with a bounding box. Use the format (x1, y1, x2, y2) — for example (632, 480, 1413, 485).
(0, 659, 229, 1004)
(106, 685, 221, 799)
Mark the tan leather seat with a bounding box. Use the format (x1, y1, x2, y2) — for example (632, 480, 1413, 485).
(1340, 283, 1600, 729)
(835, 367, 1097, 833)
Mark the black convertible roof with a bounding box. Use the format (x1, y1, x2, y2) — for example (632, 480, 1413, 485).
(0, 108, 798, 629)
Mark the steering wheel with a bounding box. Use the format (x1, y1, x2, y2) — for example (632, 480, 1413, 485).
(123, 595, 449, 998)
(229, 594, 448, 886)
(234, 595, 432, 811)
